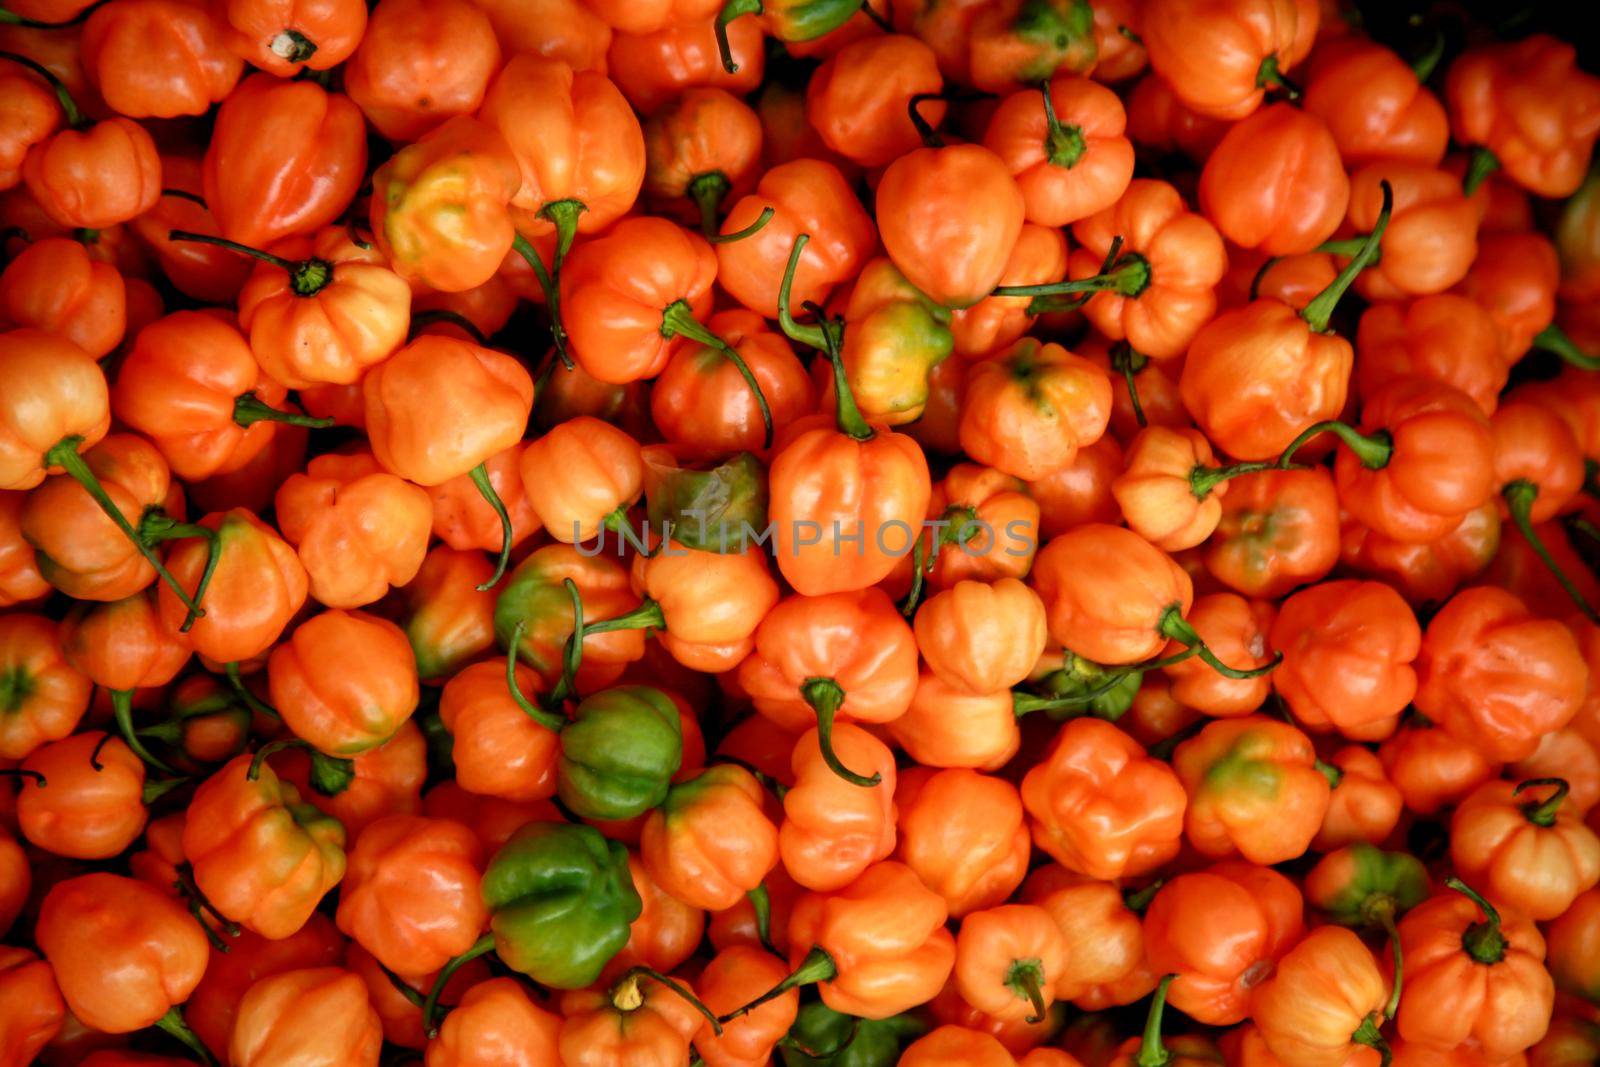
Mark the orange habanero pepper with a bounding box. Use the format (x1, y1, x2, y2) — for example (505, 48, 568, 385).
(1023, 866, 1159, 1011)
(1111, 426, 1276, 553)
(1203, 467, 1341, 599)
(0, 612, 92, 760)
(428, 977, 562, 1067)
(640, 763, 778, 912)
(79, 0, 242, 119)
(0, 235, 125, 359)
(607, 14, 765, 115)
(438, 659, 559, 803)
(960, 338, 1112, 482)
(642, 87, 763, 232)
(778, 723, 898, 891)
(0, 946, 64, 1067)
(954, 905, 1069, 1025)
(1202, 103, 1348, 259)
(913, 578, 1047, 695)
(1354, 293, 1506, 416)
(344, 0, 500, 141)
(1302, 37, 1448, 168)
(1250, 925, 1395, 1067)
(16, 731, 156, 859)
(1340, 163, 1479, 302)
(983, 75, 1135, 229)
(267, 610, 420, 756)
(895, 766, 1030, 919)
(1450, 778, 1600, 921)
(212, 0, 367, 76)
(230, 967, 382, 1067)
(1142, 0, 1317, 121)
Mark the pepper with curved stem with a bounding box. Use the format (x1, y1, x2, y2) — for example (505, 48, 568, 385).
(1111, 343, 1148, 428)
(172, 860, 241, 952)
(1502, 478, 1600, 623)
(1255, 55, 1301, 101)
(1302, 180, 1393, 332)
(245, 738, 354, 795)
(0, 51, 84, 126)
(899, 538, 930, 617)
(706, 205, 775, 245)
(539, 578, 587, 708)
(800, 677, 879, 788)
(715, 0, 762, 73)
(513, 234, 572, 369)
(409, 309, 489, 345)
(110, 688, 180, 775)
(1188, 458, 1278, 498)
(775, 236, 875, 445)
(747, 883, 776, 954)
(717, 944, 837, 1023)
(994, 234, 1151, 303)
(468, 463, 514, 590)
(1006, 958, 1049, 1024)
(859, 0, 891, 30)
(1134, 975, 1179, 1067)
(0, 768, 45, 786)
(376, 958, 426, 1008)
(40, 437, 215, 627)
(1531, 323, 1600, 371)
(1445, 876, 1507, 964)
(504, 619, 568, 733)
(155, 1006, 217, 1067)
(613, 966, 724, 1035)
(1275, 421, 1394, 471)
(1011, 669, 1145, 718)
(660, 299, 774, 448)
(167, 230, 335, 298)
(908, 93, 947, 149)
(422, 932, 497, 1036)
(224, 661, 281, 721)
(1515, 777, 1570, 827)
(1158, 605, 1283, 679)
(1462, 147, 1501, 197)
(689, 173, 734, 238)
(1039, 78, 1087, 168)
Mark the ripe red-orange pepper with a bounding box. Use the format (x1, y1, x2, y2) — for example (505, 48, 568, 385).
(778, 722, 897, 890)
(212, 0, 367, 76)
(270, 721, 426, 839)
(692, 944, 798, 1067)
(15, 731, 155, 859)
(0, 612, 91, 760)
(0, 491, 48, 608)
(804, 34, 943, 168)
(344, 0, 499, 141)
(1450, 778, 1600, 921)
(230, 966, 382, 1067)
(643, 87, 762, 230)
(182, 752, 347, 940)
(1023, 866, 1159, 1011)
(1355, 293, 1506, 416)
(1174, 715, 1331, 864)
(158, 508, 308, 664)
(983, 75, 1134, 229)
(1111, 426, 1273, 553)
(439, 659, 558, 802)
(640, 763, 778, 911)
(1302, 37, 1448, 167)
(1200, 103, 1349, 256)
(919, 463, 1042, 588)
(954, 904, 1069, 1025)
(960, 339, 1112, 482)
(1142, 0, 1317, 120)
(429, 977, 562, 1067)
(896, 767, 1029, 919)
(1144, 861, 1305, 1025)
(0, 946, 64, 1067)
(950, 224, 1069, 363)
(0, 236, 124, 359)
(79, 0, 242, 118)
(913, 578, 1047, 695)
(1203, 467, 1340, 599)
(203, 74, 366, 249)
(608, 14, 765, 115)
(267, 609, 419, 756)
(1250, 925, 1395, 1067)
(1315, 746, 1405, 851)
(1342, 163, 1479, 302)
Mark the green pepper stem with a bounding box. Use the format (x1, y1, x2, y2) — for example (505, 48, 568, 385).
(468, 463, 513, 591)
(689, 172, 732, 238)
(231, 393, 334, 429)
(582, 598, 667, 638)
(538, 199, 585, 271)
(1039, 80, 1087, 169)
(376, 959, 426, 1008)
(1276, 421, 1394, 471)
(174, 860, 241, 945)
(1302, 179, 1392, 332)
(994, 248, 1150, 300)
(899, 538, 928, 618)
(0, 50, 82, 126)
(1012, 669, 1140, 717)
(661, 300, 773, 448)
(142, 776, 189, 805)
(112, 688, 178, 775)
(1110, 342, 1148, 428)
(907, 93, 945, 148)
(1515, 777, 1570, 828)
(1004, 958, 1049, 1024)
(747, 883, 776, 955)
(225, 661, 281, 721)
(546, 577, 586, 707)
(1158, 605, 1283, 679)
(717, 945, 837, 1023)
(1379, 906, 1402, 1022)
(800, 677, 880, 787)
(1462, 147, 1501, 197)
(777, 235, 829, 350)
(246, 742, 355, 797)
(1410, 29, 1445, 83)
(708, 205, 775, 245)
(1315, 759, 1344, 788)
(1531, 323, 1600, 370)
(138, 511, 219, 632)
(513, 233, 572, 369)
(504, 619, 568, 733)
(422, 932, 497, 1037)
(812, 300, 874, 443)
(42, 437, 208, 622)
(620, 967, 724, 1035)
(1190, 460, 1275, 499)
(167, 230, 331, 296)
(1350, 1016, 1391, 1067)
(1136, 975, 1178, 1067)
(714, 0, 761, 73)
(1254, 54, 1301, 100)
(409, 309, 488, 345)
(154, 1007, 216, 1067)
(1446, 877, 1507, 965)
(1313, 237, 1369, 257)
(859, 0, 891, 31)
(1502, 480, 1600, 624)
(1124, 880, 1163, 914)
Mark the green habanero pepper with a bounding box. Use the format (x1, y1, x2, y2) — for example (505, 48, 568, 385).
(643, 448, 769, 554)
(422, 821, 642, 1035)
(557, 685, 683, 820)
(1306, 843, 1431, 932)
(973, 0, 1097, 92)
(781, 1002, 929, 1067)
(712, 0, 863, 74)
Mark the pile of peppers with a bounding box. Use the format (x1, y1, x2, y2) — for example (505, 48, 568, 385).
(4, 0, 1600, 1065)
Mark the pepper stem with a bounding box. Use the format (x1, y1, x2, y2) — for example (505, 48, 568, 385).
(1254, 54, 1301, 100)
(468, 463, 513, 591)
(1004, 958, 1050, 1023)
(0, 768, 45, 786)
(1110, 342, 1148, 428)
(545, 577, 586, 707)
(167, 230, 331, 296)
(707, 206, 775, 245)
(513, 233, 572, 369)
(811, 300, 874, 443)
(899, 538, 928, 617)
(1136, 975, 1178, 1067)
(621, 967, 724, 1035)
(1315, 759, 1344, 788)
(138, 510, 219, 632)
(1011, 669, 1139, 717)
(1515, 777, 1570, 828)
(907, 93, 945, 148)
(269, 28, 318, 62)
(42, 437, 207, 621)
(994, 243, 1150, 300)
(1410, 29, 1445, 83)
(154, 1007, 217, 1067)
(1379, 906, 1403, 1022)
(800, 677, 880, 787)
(422, 932, 497, 1037)
(714, 0, 762, 73)
(0, 50, 82, 126)
(777, 235, 828, 350)
(661, 300, 773, 448)
(504, 620, 568, 733)
(1039, 80, 1086, 168)
(717, 945, 837, 1023)
(112, 688, 178, 775)
(160, 188, 207, 207)
(225, 661, 281, 721)
(1350, 1016, 1392, 1067)
(859, 0, 891, 30)
(1302, 180, 1392, 332)
(1502, 479, 1600, 624)
(231, 393, 334, 429)
(142, 776, 189, 804)
(1124, 880, 1163, 913)
(1446, 877, 1507, 965)
(1157, 605, 1283, 679)
(747, 883, 776, 955)
(689, 172, 732, 238)
(1462, 147, 1501, 197)
(1189, 460, 1275, 500)
(247, 739, 357, 797)
(581, 598, 667, 638)
(1275, 421, 1394, 471)
(1531, 323, 1600, 370)
(538, 199, 585, 271)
